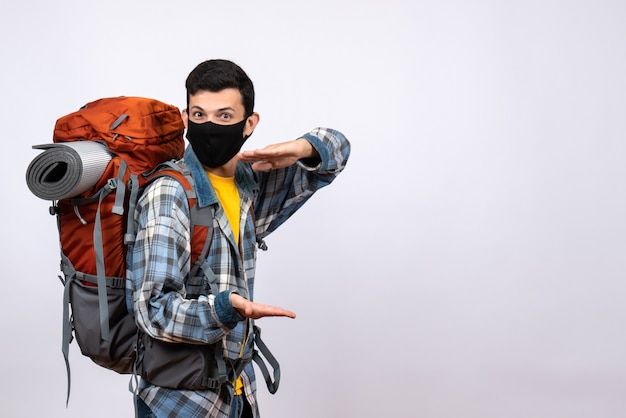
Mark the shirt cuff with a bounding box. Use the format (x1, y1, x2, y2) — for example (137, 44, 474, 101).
(299, 133, 328, 171)
(215, 290, 245, 328)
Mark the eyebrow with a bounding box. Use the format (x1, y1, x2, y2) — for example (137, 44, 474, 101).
(190, 105, 236, 113)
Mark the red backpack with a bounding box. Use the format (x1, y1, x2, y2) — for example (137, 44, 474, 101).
(27, 97, 282, 404)
(28, 97, 192, 401)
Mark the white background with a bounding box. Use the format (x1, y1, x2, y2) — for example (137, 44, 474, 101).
(2, 1, 626, 417)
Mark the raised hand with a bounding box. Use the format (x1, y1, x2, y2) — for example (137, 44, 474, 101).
(238, 138, 318, 171)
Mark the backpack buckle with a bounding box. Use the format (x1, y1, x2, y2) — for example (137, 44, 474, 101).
(109, 277, 125, 289)
(106, 178, 118, 191)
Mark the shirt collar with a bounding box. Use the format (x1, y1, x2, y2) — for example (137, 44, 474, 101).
(184, 146, 258, 207)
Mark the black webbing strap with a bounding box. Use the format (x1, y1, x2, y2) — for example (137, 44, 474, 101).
(251, 325, 281, 394)
(201, 340, 229, 389)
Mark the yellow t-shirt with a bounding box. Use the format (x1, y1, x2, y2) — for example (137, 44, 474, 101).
(207, 172, 245, 394)
(207, 171, 240, 245)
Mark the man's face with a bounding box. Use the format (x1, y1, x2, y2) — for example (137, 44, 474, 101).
(183, 88, 257, 138)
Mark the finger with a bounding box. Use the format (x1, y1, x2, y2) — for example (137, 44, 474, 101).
(251, 161, 273, 172)
(258, 304, 297, 319)
(277, 308, 296, 319)
(241, 143, 292, 159)
(239, 148, 276, 159)
(268, 307, 296, 319)
(238, 150, 259, 160)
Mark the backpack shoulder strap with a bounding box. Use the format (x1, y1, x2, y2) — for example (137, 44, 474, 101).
(145, 161, 217, 291)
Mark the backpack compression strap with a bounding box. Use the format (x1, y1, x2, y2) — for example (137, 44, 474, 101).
(251, 325, 281, 394)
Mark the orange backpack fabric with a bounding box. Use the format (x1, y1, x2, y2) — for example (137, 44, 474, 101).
(54, 97, 185, 283)
(53, 96, 185, 172)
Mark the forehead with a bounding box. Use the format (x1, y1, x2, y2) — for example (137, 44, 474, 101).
(188, 88, 245, 113)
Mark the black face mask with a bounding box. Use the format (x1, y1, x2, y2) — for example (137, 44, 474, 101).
(186, 118, 249, 168)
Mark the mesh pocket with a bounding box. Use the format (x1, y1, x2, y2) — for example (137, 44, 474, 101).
(69, 279, 137, 374)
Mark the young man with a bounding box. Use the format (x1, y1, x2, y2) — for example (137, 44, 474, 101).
(127, 59, 350, 417)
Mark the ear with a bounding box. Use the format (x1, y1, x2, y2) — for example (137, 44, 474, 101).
(244, 112, 260, 137)
(181, 108, 188, 129)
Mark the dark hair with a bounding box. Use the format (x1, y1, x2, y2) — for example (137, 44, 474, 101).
(185, 59, 255, 116)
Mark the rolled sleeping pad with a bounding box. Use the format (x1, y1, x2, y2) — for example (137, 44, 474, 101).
(26, 141, 112, 200)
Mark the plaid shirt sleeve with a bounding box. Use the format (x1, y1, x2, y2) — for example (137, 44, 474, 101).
(128, 177, 237, 344)
(254, 127, 351, 239)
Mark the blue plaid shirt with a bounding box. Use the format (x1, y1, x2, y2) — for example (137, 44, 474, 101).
(127, 127, 350, 417)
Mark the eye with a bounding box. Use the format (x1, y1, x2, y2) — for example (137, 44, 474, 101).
(220, 112, 232, 121)
(192, 111, 204, 119)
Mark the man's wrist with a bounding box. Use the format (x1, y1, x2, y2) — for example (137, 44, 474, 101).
(296, 138, 318, 159)
(215, 290, 244, 327)
(296, 138, 321, 167)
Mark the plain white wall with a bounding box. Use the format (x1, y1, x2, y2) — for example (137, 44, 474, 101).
(3, 0, 626, 417)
